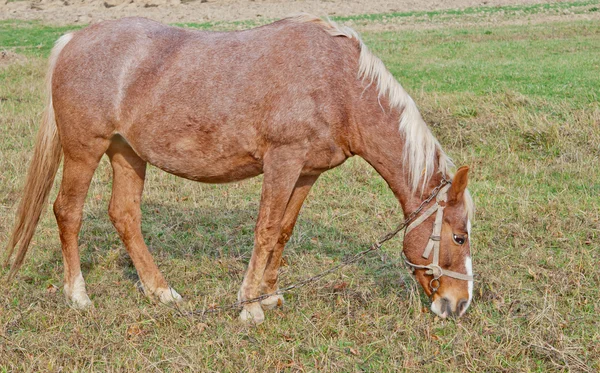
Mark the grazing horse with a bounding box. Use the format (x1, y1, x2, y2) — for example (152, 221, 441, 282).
(5, 15, 474, 323)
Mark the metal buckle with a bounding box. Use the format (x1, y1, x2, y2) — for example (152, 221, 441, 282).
(426, 265, 443, 279)
(429, 278, 440, 293)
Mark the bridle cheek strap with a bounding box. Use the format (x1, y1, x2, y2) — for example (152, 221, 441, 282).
(403, 184, 474, 290)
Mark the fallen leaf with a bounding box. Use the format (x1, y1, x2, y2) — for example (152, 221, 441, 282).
(126, 324, 145, 339)
(277, 360, 304, 371)
(195, 323, 208, 333)
(349, 347, 360, 356)
(333, 281, 348, 291)
(46, 284, 58, 294)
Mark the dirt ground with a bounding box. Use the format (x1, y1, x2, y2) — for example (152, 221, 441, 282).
(1, 0, 566, 26)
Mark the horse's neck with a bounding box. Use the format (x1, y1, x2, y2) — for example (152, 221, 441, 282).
(350, 113, 441, 216)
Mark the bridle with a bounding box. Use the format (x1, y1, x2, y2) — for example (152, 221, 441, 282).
(402, 179, 474, 295)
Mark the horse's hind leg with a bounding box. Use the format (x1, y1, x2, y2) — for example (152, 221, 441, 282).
(54, 144, 109, 308)
(106, 138, 181, 304)
(259, 174, 319, 310)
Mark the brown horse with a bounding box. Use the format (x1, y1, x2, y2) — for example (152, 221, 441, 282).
(5, 15, 474, 323)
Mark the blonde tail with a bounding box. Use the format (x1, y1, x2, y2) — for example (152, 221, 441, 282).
(4, 33, 74, 278)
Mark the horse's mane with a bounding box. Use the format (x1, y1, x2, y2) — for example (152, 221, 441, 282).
(289, 14, 453, 194)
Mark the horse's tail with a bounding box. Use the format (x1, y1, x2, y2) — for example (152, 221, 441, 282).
(4, 33, 74, 279)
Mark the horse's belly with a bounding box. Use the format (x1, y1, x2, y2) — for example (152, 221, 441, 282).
(126, 131, 264, 183)
(150, 152, 263, 183)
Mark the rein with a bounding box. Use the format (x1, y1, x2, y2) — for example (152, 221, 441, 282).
(181, 177, 468, 317)
(402, 183, 474, 294)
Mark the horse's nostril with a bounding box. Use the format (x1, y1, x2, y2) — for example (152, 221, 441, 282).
(457, 299, 469, 315)
(441, 297, 452, 316)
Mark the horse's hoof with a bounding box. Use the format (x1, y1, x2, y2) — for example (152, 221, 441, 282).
(239, 303, 265, 324)
(157, 287, 183, 304)
(261, 294, 284, 310)
(69, 293, 93, 309)
(65, 274, 92, 309)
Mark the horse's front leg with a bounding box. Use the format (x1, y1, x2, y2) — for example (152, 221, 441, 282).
(259, 174, 319, 310)
(238, 146, 306, 324)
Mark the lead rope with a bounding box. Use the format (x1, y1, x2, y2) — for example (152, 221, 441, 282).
(179, 178, 454, 317)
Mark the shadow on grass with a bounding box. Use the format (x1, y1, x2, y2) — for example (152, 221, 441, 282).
(27, 198, 413, 298)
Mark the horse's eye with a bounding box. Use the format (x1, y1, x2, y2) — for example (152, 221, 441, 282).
(452, 234, 466, 245)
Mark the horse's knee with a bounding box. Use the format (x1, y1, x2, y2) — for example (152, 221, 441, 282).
(108, 200, 137, 232)
(255, 224, 281, 250)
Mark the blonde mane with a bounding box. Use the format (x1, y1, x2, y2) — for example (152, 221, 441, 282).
(289, 14, 452, 193)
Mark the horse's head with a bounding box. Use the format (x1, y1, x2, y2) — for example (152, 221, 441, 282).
(403, 166, 474, 318)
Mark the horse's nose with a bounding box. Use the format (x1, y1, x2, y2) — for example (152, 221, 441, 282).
(431, 296, 470, 318)
(440, 297, 469, 318)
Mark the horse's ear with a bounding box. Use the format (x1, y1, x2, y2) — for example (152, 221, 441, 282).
(448, 166, 469, 202)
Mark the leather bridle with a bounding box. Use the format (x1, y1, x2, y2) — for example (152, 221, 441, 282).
(402, 182, 474, 294)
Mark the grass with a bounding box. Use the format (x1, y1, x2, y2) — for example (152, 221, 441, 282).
(0, 20, 82, 57)
(1, 4, 599, 372)
(332, 0, 600, 22)
(174, 0, 600, 30)
(363, 21, 600, 105)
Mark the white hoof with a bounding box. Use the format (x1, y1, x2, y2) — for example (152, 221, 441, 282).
(65, 273, 92, 309)
(70, 293, 93, 309)
(157, 287, 183, 304)
(261, 293, 284, 310)
(239, 303, 265, 324)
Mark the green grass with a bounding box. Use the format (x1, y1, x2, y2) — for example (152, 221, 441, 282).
(333, 0, 600, 22)
(0, 20, 82, 57)
(364, 21, 600, 105)
(1, 8, 600, 373)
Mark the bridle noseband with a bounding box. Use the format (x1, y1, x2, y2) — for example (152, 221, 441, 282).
(403, 181, 474, 295)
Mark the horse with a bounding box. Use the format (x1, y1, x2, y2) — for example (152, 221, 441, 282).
(4, 14, 474, 323)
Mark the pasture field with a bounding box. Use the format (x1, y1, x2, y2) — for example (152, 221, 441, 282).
(1, 2, 600, 371)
